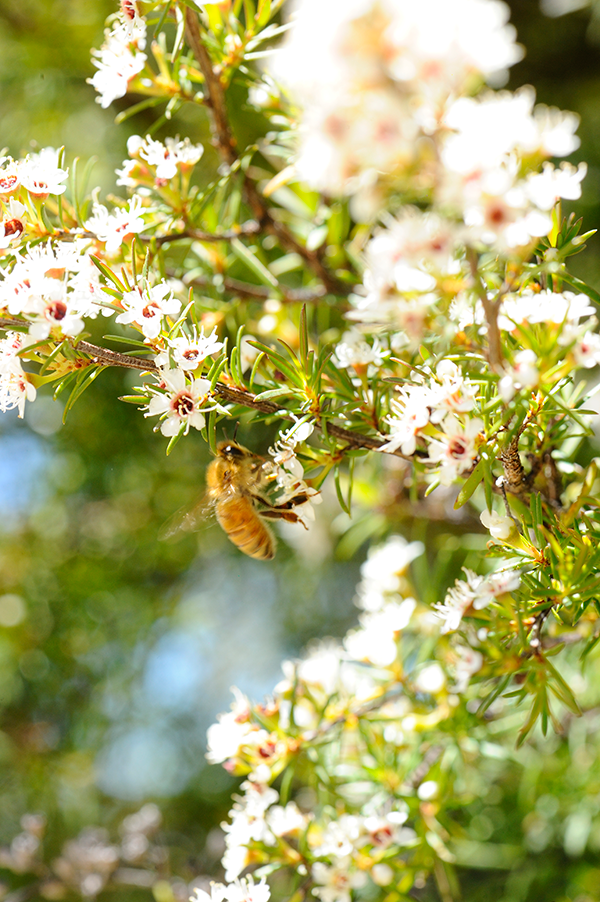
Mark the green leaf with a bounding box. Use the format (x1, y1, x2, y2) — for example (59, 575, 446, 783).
(230, 237, 279, 288)
(62, 366, 104, 423)
(166, 423, 186, 456)
(90, 255, 126, 291)
(119, 394, 148, 405)
(253, 387, 292, 401)
(298, 305, 308, 364)
(454, 459, 485, 509)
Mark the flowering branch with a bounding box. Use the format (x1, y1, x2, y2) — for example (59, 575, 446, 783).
(71, 339, 413, 458)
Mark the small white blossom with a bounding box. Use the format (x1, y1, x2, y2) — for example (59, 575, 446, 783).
(20, 147, 68, 197)
(134, 135, 205, 181)
(85, 195, 146, 254)
(498, 350, 539, 402)
(0, 332, 36, 418)
(145, 368, 213, 436)
(453, 645, 483, 692)
(166, 327, 224, 370)
(116, 281, 181, 340)
(480, 509, 513, 540)
(426, 416, 483, 485)
(333, 328, 386, 369)
(311, 859, 367, 902)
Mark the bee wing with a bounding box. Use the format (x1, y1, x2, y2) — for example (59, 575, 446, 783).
(158, 492, 214, 541)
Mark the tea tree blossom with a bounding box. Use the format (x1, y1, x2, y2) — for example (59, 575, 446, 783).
(426, 415, 484, 485)
(115, 282, 181, 340)
(145, 369, 213, 436)
(89, 21, 147, 109)
(166, 327, 224, 370)
(134, 135, 205, 181)
(85, 195, 146, 255)
(480, 508, 514, 540)
(20, 148, 68, 197)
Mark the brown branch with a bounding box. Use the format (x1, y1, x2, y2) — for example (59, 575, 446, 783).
(184, 9, 237, 166)
(467, 246, 502, 371)
(183, 7, 349, 297)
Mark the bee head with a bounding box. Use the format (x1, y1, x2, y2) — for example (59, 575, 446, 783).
(218, 441, 248, 461)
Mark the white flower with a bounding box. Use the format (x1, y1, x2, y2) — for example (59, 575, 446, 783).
(356, 535, 424, 611)
(20, 147, 68, 197)
(89, 22, 147, 108)
(28, 296, 85, 341)
(0, 199, 27, 248)
(116, 281, 181, 340)
(480, 509, 513, 540)
(453, 645, 483, 692)
(526, 161, 587, 209)
(426, 416, 483, 485)
(135, 135, 204, 181)
(571, 330, 600, 368)
(435, 567, 520, 632)
(205, 689, 253, 765)
(344, 599, 417, 667)
(333, 328, 386, 369)
(192, 877, 270, 902)
(167, 327, 224, 370)
(223, 877, 271, 902)
(85, 195, 146, 254)
(0, 332, 36, 418)
(498, 290, 594, 331)
(266, 802, 307, 837)
(145, 369, 213, 437)
(380, 384, 432, 456)
(311, 859, 367, 902)
(498, 350, 539, 403)
(0, 159, 21, 195)
(312, 815, 362, 858)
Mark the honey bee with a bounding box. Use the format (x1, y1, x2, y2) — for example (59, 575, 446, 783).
(164, 441, 311, 560)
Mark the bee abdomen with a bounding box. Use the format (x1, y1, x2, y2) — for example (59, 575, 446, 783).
(215, 498, 275, 560)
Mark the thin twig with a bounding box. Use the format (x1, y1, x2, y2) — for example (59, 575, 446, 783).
(183, 7, 348, 297)
(147, 220, 262, 246)
(528, 606, 552, 651)
(467, 246, 502, 371)
(182, 272, 340, 306)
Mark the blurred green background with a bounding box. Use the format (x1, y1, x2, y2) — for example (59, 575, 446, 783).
(1, 1, 600, 901)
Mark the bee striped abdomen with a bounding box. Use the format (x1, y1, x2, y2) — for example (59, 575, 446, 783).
(215, 496, 275, 560)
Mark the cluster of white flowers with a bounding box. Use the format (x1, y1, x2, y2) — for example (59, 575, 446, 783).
(208, 534, 526, 901)
(275, 0, 522, 202)
(435, 567, 521, 633)
(85, 195, 147, 255)
(0, 148, 68, 206)
(0, 239, 106, 342)
(89, 1, 147, 108)
(0, 331, 36, 418)
(118, 135, 205, 187)
(380, 360, 483, 485)
(192, 875, 271, 902)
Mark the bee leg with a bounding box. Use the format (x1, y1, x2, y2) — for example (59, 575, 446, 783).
(260, 509, 309, 530)
(250, 492, 311, 510)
